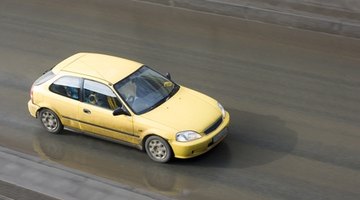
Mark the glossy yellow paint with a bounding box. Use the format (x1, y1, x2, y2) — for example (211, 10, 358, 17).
(28, 53, 230, 160)
(52, 53, 142, 84)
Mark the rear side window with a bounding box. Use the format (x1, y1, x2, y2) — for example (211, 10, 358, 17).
(49, 76, 82, 100)
(34, 70, 56, 86)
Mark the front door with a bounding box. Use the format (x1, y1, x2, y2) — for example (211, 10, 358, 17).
(78, 79, 136, 144)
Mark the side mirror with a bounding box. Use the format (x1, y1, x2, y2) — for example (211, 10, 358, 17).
(113, 106, 130, 116)
(165, 72, 171, 80)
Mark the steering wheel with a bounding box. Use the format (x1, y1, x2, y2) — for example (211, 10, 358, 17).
(88, 93, 98, 105)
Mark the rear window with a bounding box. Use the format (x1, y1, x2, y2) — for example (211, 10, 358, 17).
(34, 70, 56, 86)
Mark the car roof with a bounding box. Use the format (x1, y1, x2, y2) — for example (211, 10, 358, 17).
(52, 53, 143, 84)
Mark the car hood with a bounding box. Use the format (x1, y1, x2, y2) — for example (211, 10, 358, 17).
(141, 86, 222, 133)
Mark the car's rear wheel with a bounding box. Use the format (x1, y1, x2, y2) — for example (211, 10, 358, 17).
(145, 136, 172, 163)
(39, 109, 63, 134)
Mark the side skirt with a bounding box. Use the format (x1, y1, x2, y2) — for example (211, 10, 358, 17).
(64, 127, 143, 151)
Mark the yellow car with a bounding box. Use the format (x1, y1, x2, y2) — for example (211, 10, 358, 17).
(28, 53, 230, 162)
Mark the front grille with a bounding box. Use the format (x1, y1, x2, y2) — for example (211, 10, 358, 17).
(204, 117, 222, 134)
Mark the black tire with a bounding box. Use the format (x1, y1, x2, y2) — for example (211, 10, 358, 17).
(39, 109, 63, 134)
(145, 136, 172, 163)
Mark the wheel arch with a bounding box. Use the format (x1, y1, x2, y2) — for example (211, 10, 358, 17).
(36, 106, 64, 125)
(141, 133, 174, 154)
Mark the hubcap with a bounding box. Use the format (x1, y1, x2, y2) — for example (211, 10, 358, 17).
(148, 139, 167, 160)
(41, 111, 58, 131)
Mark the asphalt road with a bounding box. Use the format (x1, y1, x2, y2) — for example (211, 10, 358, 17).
(1, 0, 360, 199)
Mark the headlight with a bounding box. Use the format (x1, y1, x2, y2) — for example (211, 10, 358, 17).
(218, 102, 226, 119)
(176, 131, 201, 142)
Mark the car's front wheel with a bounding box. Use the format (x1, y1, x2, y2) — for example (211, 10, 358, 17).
(39, 109, 63, 134)
(145, 136, 172, 163)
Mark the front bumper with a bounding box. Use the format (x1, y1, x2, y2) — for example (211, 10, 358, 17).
(171, 111, 230, 159)
(28, 100, 40, 118)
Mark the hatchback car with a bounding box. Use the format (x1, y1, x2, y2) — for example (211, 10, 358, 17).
(28, 53, 230, 162)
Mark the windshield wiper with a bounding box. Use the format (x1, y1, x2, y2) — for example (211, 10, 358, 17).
(139, 85, 180, 114)
(166, 84, 179, 101)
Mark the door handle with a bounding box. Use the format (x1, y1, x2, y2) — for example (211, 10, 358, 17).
(83, 108, 91, 114)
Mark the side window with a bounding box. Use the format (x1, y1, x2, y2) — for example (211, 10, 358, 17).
(49, 76, 81, 100)
(83, 80, 121, 110)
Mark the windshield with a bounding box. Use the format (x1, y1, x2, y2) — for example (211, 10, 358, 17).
(114, 66, 179, 114)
